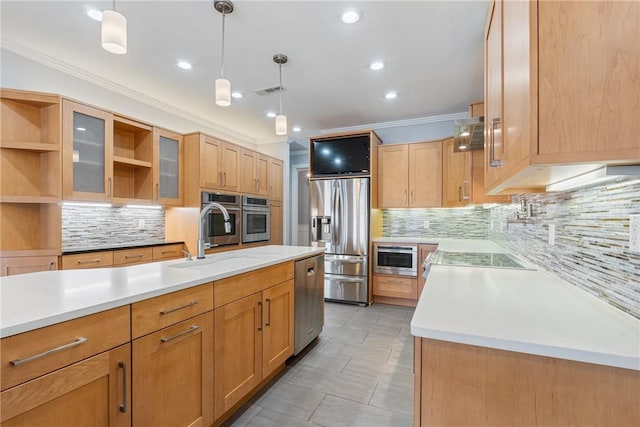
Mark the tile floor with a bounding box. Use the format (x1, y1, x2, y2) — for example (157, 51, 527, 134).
(223, 302, 415, 427)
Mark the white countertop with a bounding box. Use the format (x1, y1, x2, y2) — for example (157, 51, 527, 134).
(0, 246, 324, 338)
(409, 239, 640, 371)
(374, 237, 509, 253)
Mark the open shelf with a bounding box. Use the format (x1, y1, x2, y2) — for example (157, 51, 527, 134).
(0, 141, 59, 152)
(113, 162, 154, 202)
(0, 203, 61, 253)
(113, 116, 153, 202)
(113, 155, 152, 168)
(0, 195, 61, 204)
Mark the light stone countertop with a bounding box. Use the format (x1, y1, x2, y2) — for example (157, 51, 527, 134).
(0, 245, 324, 338)
(406, 238, 640, 371)
(373, 237, 509, 252)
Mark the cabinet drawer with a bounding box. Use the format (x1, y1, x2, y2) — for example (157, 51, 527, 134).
(373, 275, 418, 300)
(61, 251, 114, 270)
(152, 243, 184, 261)
(1, 306, 130, 391)
(113, 247, 153, 266)
(1, 256, 58, 276)
(214, 262, 294, 308)
(131, 283, 214, 339)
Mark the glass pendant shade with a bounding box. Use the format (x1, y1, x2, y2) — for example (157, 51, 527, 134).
(215, 78, 231, 106)
(275, 114, 287, 135)
(101, 10, 127, 54)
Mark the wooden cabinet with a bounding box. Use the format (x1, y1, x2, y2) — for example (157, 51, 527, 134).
(62, 100, 113, 202)
(378, 141, 442, 208)
(373, 275, 417, 301)
(268, 158, 283, 201)
(1, 256, 58, 276)
(240, 149, 269, 196)
(132, 312, 213, 427)
(61, 251, 114, 270)
(270, 201, 283, 245)
(213, 263, 295, 421)
(183, 133, 240, 206)
(1, 344, 131, 427)
(1, 306, 131, 427)
(113, 247, 153, 267)
(112, 116, 154, 204)
(442, 137, 471, 207)
(153, 128, 183, 206)
(484, 0, 640, 195)
(1, 89, 62, 260)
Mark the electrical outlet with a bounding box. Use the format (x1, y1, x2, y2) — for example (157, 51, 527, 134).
(423, 220, 430, 229)
(138, 219, 145, 230)
(548, 223, 555, 246)
(630, 215, 640, 253)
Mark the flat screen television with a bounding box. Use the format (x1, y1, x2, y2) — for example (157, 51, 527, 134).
(310, 135, 370, 177)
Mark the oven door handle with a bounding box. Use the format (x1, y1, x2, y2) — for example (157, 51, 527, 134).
(376, 246, 417, 252)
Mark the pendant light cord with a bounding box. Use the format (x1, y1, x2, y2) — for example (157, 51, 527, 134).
(278, 64, 283, 114)
(220, 11, 226, 78)
(113, 0, 116, 11)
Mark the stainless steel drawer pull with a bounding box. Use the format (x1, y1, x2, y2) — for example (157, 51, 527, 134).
(258, 301, 263, 331)
(159, 300, 198, 315)
(160, 325, 199, 343)
(10, 337, 88, 366)
(161, 250, 176, 255)
(124, 254, 144, 259)
(265, 298, 271, 326)
(77, 259, 101, 264)
(118, 361, 127, 413)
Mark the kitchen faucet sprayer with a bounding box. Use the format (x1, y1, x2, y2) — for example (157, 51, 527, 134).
(198, 202, 232, 259)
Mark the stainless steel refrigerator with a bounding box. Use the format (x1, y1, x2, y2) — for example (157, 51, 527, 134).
(309, 178, 369, 304)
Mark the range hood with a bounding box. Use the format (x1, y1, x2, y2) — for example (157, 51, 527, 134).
(453, 117, 484, 152)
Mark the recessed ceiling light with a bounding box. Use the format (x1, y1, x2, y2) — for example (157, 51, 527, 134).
(292, 126, 302, 132)
(176, 60, 192, 70)
(87, 9, 103, 22)
(267, 112, 276, 118)
(369, 61, 385, 71)
(231, 92, 243, 99)
(341, 7, 361, 24)
(384, 91, 398, 99)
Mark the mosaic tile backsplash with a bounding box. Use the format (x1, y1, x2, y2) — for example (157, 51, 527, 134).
(382, 178, 640, 318)
(62, 205, 165, 250)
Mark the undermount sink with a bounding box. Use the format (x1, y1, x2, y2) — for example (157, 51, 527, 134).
(168, 254, 271, 269)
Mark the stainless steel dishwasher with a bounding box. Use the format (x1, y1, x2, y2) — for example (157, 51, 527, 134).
(294, 254, 324, 355)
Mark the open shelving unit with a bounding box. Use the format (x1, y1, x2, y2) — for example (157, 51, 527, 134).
(1, 89, 62, 260)
(112, 115, 154, 204)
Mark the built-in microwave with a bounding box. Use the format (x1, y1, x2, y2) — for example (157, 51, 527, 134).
(201, 192, 241, 247)
(373, 244, 418, 276)
(242, 196, 270, 243)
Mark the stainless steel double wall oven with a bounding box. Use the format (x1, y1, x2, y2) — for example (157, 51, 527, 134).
(201, 192, 241, 247)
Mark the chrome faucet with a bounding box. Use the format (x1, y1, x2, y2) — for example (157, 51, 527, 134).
(198, 202, 232, 259)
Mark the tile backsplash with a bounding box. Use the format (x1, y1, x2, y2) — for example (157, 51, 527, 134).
(382, 179, 640, 319)
(62, 205, 165, 250)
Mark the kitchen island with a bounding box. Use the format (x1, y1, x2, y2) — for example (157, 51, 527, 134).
(409, 238, 640, 426)
(0, 245, 325, 427)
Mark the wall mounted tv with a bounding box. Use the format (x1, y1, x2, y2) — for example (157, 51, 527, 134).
(310, 134, 370, 178)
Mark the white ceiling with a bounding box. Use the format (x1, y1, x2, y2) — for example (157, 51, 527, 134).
(0, 1, 489, 148)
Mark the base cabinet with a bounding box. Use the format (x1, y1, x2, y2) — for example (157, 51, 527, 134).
(1, 344, 131, 427)
(214, 279, 294, 421)
(132, 312, 214, 427)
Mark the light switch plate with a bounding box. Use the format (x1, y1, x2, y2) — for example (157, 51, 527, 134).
(423, 220, 430, 229)
(630, 215, 640, 253)
(548, 223, 555, 246)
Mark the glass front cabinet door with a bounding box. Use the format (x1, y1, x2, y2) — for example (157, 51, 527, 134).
(62, 100, 113, 201)
(153, 128, 183, 206)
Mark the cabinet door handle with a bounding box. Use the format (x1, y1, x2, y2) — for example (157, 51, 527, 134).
(10, 337, 88, 366)
(462, 180, 470, 200)
(155, 183, 159, 200)
(49, 261, 56, 271)
(265, 298, 271, 326)
(159, 300, 198, 315)
(118, 361, 127, 413)
(160, 325, 199, 343)
(458, 186, 463, 202)
(257, 301, 263, 331)
(107, 177, 112, 197)
(77, 258, 101, 265)
(489, 117, 502, 167)
(223, 172, 227, 186)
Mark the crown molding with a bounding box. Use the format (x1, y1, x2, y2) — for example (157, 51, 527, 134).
(321, 111, 469, 134)
(1, 39, 257, 146)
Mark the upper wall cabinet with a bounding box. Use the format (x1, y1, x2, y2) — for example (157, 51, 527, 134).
(268, 158, 283, 202)
(442, 137, 471, 207)
(378, 140, 442, 208)
(153, 128, 183, 206)
(484, 0, 640, 195)
(240, 149, 269, 196)
(62, 100, 113, 202)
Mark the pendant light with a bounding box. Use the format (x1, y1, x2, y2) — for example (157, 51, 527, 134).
(102, 0, 127, 54)
(214, 0, 234, 107)
(273, 54, 288, 136)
